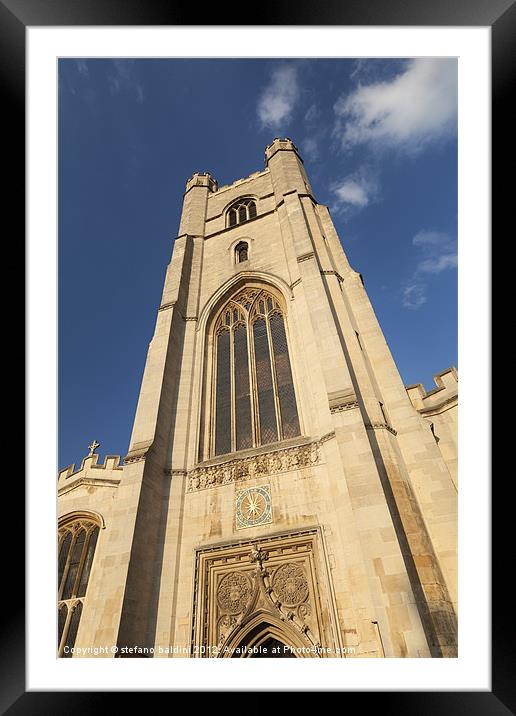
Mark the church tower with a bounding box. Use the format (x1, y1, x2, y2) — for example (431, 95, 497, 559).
(58, 139, 458, 658)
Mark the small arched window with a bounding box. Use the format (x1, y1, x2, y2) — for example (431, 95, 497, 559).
(235, 242, 249, 264)
(57, 516, 100, 657)
(203, 287, 301, 458)
(226, 198, 257, 227)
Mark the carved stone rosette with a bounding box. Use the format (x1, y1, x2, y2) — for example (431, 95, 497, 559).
(272, 563, 309, 607)
(217, 572, 253, 615)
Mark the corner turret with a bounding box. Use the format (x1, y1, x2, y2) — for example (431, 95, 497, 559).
(184, 171, 218, 194)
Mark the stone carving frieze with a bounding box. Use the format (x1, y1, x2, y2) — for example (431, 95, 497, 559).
(188, 435, 333, 492)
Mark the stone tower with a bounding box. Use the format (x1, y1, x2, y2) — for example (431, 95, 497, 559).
(58, 139, 458, 658)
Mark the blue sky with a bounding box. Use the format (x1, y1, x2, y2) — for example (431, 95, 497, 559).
(58, 58, 457, 469)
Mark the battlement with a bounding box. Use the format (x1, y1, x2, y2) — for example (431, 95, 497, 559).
(406, 367, 458, 413)
(213, 168, 269, 195)
(185, 171, 218, 194)
(264, 137, 302, 164)
(58, 452, 123, 488)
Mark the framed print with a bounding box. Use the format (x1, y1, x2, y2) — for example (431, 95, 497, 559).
(8, 0, 507, 709)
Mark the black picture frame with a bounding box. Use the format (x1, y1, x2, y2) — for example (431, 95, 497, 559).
(8, 0, 505, 709)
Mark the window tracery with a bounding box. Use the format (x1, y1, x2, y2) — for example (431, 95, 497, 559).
(227, 198, 257, 228)
(57, 517, 100, 657)
(205, 286, 301, 458)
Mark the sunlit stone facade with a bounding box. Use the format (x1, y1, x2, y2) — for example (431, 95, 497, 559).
(58, 139, 458, 658)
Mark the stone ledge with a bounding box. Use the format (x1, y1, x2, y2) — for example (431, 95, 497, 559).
(188, 432, 335, 492)
(58, 476, 121, 497)
(364, 422, 397, 436)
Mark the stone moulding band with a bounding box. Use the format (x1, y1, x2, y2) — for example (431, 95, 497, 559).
(297, 252, 315, 263)
(320, 270, 344, 283)
(364, 422, 398, 436)
(157, 301, 198, 322)
(58, 477, 121, 496)
(418, 395, 458, 416)
(330, 400, 359, 414)
(187, 432, 335, 492)
(158, 301, 176, 312)
(124, 447, 150, 464)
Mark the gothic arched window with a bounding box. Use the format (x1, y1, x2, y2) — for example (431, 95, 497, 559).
(235, 242, 249, 263)
(57, 516, 100, 657)
(226, 198, 257, 227)
(206, 287, 300, 458)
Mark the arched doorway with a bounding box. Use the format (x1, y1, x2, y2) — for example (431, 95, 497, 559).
(227, 618, 311, 658)
(248, 637, 296, 658)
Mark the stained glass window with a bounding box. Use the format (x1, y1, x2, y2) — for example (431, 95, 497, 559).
(62, 528, 86, 600)
(77, 527, 99, 598)
(253, 317, 278, 445)
(215, 329, 231, 456)
(62, 601, 83, 658)
(57, 518, 101, 657)
(58, 604, 67, 647)
(209, 288, 301, 457)
(270, 313, 301, 439)
(234, 324, 253, 450)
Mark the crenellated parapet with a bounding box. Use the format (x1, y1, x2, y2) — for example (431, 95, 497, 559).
(58, 452, 123, 496)
(406, 366, 458, 414)
(214, 169, 269, 195)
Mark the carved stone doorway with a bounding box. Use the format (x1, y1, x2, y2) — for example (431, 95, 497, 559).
(248, 638, 296, 658)
(231, 622, 298, 658)
(191, 529, 340, 658)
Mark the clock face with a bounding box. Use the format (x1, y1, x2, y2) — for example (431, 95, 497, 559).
(236, 486, 272, 529)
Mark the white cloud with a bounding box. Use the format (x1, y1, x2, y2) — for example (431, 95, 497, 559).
(108, 60, 144, 103)
(402, 283, 427, 310)
(304, 104, 319, 125)
(412, 229, 457, 274)
(402, 228, 457, 309)
(334, 180, 369, 207)
(334, 59, 457, 153)
(76, 60, 89, 77)
(302, 137, 320, 162)
(412, 229, 450, 247)
(330, 168, 379, 216)
(418, 253, 458, 274)
(257, 66, 299, 129)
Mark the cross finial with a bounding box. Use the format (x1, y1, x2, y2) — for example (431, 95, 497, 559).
(88, 439, 100, 456)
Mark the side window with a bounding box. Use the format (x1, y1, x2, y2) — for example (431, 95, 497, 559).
(57, 517, 100, 657)
(235, 242, 249, 263)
